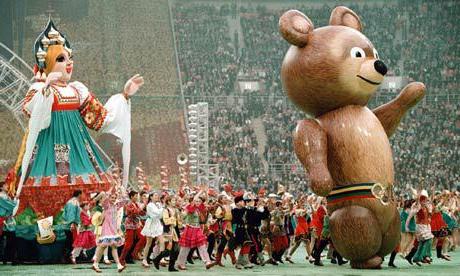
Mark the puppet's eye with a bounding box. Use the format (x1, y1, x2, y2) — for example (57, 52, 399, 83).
(373, 48, 379, 60)
(350, 47, 365, 58)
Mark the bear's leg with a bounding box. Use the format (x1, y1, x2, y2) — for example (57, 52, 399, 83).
(377, 207, 401, 257)
(329, 205, 382, 269)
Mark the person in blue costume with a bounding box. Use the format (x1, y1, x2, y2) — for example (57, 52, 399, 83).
(400, 199, 416, 257)
(0, 181, 19, 265)
(8, 18, 143, 220)
(62, 190, 82, 263)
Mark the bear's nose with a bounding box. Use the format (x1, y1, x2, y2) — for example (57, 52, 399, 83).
(374, 60, 387, 76)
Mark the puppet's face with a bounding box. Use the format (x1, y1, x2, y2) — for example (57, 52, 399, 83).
(51, 49, 73, 82)
(279, 7, 387, 117)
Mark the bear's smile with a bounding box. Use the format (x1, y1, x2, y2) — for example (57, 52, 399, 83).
(357, 75, 381, 85)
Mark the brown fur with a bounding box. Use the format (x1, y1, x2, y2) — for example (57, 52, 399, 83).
(279, 6, 425, 268)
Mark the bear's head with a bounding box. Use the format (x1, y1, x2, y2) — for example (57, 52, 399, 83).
(279, 6, 387, 117)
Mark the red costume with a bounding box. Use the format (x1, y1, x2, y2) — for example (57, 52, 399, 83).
(179, 203, 208, 248)
(73, 211, 96, 249)
(430, 211, 447, 232)
(310, 205, 326, 238)
(294, 213, 309, 237)
(120, 201, 144, 263)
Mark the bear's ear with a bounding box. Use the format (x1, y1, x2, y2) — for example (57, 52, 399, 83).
(279, 10, 314, 47)
(329, 6, 362, 32)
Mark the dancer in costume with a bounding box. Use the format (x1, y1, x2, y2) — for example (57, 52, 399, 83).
(231, 194, 254, 269)
(246, 195, 269, 265)
(286, 199, 310, 263)
(400, 199, 416, 257)
(71, 200, 96, 264)
(62, 190, 82, 263)
(91, 186, 129, 273)
(213, 193, 235, 266)
(140, 191, 164, 268)
(0, 181, 19, 265)
(176, 187, 213, 270)
(407, 190, 433, 266)
(119, 190, 143, 265)
(158, 195, 180, 271)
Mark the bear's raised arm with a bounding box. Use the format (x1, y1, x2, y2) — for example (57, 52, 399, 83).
(293, 119, 333, 196)
(372, 82, 425, 137)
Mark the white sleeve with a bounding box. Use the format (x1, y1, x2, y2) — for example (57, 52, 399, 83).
(101, 94, 132, 187)
(23, 82, 47, 116)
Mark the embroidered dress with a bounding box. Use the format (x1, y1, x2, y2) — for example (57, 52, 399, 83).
(141, 202, 164, 238)
(24, 82, 110, 184)
(179, 204, 208, 248)
(73, 210, 96, 249)
(97, 197, 128, 247)
(16, 81, 131, 217)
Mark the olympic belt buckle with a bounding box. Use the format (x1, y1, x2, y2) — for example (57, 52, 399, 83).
(371, 182, 390, 206)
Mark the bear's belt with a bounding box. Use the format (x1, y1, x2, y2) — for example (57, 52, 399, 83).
(326, 182, 392, 205)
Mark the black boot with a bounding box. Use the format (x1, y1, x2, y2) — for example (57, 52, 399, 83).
(334, 251, 348, 266)
(168, 251, 179, 272)
(405, 246, 417, 265)
(187, 249, 195, 264)
(153, 250, 169, 270)
(168, 244, 179, 272)
(388, 251, 397, 268)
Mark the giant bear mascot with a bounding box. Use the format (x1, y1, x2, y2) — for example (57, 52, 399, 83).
(279, 6, 425, 269)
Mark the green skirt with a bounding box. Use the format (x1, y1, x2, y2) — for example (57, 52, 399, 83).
(25, 110, 108, 185)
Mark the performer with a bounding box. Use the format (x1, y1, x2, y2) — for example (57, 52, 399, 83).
(71, 201, 96, 264)
(176, 187, 213, 270)
(431, 198, 451, 261)
(91, 192, 111, 265)
(0, 181, 19, 265)
(286, 201, 310, 263)
(283, 198, 295, 263)
(132, 191, 148, 260)
(91, 187, 129, 273)
(140, 192, 164, 268)
(120, 191, 143, 265)
(407, 190, 433, 266)
(206, 196, 219, 262)
(246, 195, 269, 265)
(9, 18, 143, 223)
(62, 190, 82, 263)
(231, 194, 253, 269)
(159, 195, 180, 271)
(270, 200, 289, 264)
(309, 197, 326, 263)
(400, 199, 416, 257)
(213, 194, 235, 266)
(259, 198, 276, 265)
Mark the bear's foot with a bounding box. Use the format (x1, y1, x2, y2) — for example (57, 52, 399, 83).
(350, 256, 382, 269)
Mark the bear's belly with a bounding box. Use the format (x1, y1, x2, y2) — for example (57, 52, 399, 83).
(319, 105, 394, 187)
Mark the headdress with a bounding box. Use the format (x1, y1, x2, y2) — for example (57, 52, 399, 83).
(33, 18, 72, 70)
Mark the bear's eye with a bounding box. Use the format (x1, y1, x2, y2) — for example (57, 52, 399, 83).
(373, 49, 379, 60)
(350, 47, 366, 59)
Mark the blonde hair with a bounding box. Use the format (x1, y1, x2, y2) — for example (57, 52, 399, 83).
(44, 45, 68, 75)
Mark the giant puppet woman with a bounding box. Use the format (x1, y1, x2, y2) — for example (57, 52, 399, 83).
(6, 19, 143, 222)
